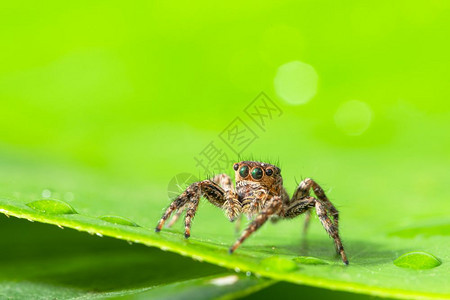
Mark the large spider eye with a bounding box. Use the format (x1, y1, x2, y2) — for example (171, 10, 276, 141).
(265, 168, 273, 176)
(239, 165, 249, 177)
(233, 163, 239, 171)
(251, 167, 263, 180)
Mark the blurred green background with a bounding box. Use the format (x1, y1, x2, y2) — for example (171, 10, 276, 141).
(1, 0, 449, 228)
(1, 0, 449, 177)
(1, 0, 449, 299)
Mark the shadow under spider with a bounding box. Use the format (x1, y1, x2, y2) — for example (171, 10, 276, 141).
(242, 238, 410, 266)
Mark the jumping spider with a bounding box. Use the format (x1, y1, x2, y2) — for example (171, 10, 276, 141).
(155, 161, 349, 265)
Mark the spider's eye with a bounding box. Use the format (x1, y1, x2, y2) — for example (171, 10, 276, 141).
(239, 165, 249, 177)
(266, 168, 273, 176)
(251, 167, 263, 180)
(233, 163, 239, 171)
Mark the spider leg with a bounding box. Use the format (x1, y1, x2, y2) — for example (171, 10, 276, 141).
(289, 181, 348, 265)
(167, 204, 187, 228)
(292, 178, 339, 232)
(223, 190, 241, 222)
(308, 178, 339, 226)
(234, 214, 242, 235)
(284, 196, 315, 218)
(212, 174, 241, 222)
(315, 201, 348, 265)
(156, 180, 224, 235)
(211, 173, 233, 191)
(156, 179, 240, 238)
(155, 195, 188, 233)
(184, 195, 200, 238)
(303, 210, 312, 235)
(242, 188, 267, 219)
(185, 180, 241, 237)
(229, 195, 282, 253)
(284, 196, 315, 237)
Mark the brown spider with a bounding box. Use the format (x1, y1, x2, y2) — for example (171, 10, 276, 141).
(155, 161, 349, 265)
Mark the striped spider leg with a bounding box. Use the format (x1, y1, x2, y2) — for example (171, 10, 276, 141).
(285, 178, 348, 265)
(155, 174, 240, 238)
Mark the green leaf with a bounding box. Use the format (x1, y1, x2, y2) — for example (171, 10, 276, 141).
(0, 155, 449, 300)
(0, 216, 271, 299)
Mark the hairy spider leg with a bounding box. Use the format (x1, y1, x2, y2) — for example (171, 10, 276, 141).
(166, 203, 187, 228)
(155, 180, 225, 237)
(156, 179, 241, 237)
(290, 178, 348, 265)
(303, 210, 312, 235)
(291, 178, 339, 233)
(229, 195, 282, 253)
(315, 201, 348, 265)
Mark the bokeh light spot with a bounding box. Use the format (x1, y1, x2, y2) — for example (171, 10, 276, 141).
(334, 100, 373, 136)
(274, 61, 318, 105)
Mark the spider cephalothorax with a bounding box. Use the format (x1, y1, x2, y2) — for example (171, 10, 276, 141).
(155, 160, 349, 265)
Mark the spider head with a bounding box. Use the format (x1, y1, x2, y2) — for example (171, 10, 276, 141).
(233, 161, 282, 193)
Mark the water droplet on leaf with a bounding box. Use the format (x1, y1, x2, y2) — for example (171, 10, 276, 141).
(100, 215, 139, 227)
(260, 256, 298, 272)
(293, 256, 330, 265)
(394, 251, 441, 270)
(27, 199, 77, 214)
